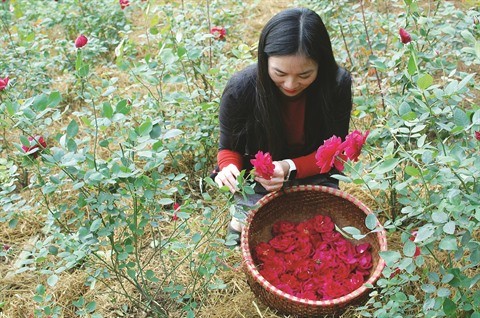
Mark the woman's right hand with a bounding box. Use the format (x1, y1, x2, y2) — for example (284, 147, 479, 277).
(214, 164, 240, 193)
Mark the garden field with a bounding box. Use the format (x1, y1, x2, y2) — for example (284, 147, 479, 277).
(1, 0, 480, 317)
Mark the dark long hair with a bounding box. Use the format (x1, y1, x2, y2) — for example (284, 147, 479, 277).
(254, 8, 339, 159)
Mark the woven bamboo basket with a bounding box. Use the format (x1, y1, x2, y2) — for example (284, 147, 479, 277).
(241, 185, 387, 317)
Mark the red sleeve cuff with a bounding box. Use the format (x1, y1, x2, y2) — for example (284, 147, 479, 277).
(292, 151, 320, 179)
(217, 149, 243, 170)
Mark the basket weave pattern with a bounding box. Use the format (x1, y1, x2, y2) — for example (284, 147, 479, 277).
(241, 185, 387, 317)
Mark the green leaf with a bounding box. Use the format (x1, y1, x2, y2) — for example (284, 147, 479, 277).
(439, 236, 457, 251)
(374, 158, 399, 174)
(32, 94, 48, 111)
(66, 120, 79, 138)
(453, 108, 470, 128)
(443, 221, 456, 235)
(86, 301, 96, 313)
(365, 213, 377, 230)
(417, 73, 433, 90)
(90, 219, 102, 232)
(379, 251, 401, 266)
(103, 102, 113, 119)
(137, 121, 153, 137)
(404, 165, 420, 177)
(150, 123, 162, 139)
(48, 91, 62, 107)
(407, 55, 417, 75)
(47, 274, 59, 287)
(443, 298, 456, 317)
(414, 224, 435, 242)
(158, 198, 174, 205)
(403, 240, 417, 257)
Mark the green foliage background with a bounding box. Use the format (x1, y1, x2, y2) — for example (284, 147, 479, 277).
(0, 0, 479, 317)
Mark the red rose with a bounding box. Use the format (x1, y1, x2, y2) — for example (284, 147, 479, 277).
(0, 77, 9, 91)
(475, 131, 480, 141)
(293, 259, 315, 281)
(210, 26, 226, 40)
(269, 233, 297, 253)
(321, 230, 342, 243)
(341, 130, 369, 162)
(255, 242, 276, 263)
(399, 28, 412, 44)
(262, 256, 287, 275)
(344, 271, 364, 291)
(22, 135, 47, 158)
(119, 0, 129, 9)
(259, 268, 280, 286)
(295, 221, 315, 236)
(272, 220, 296, 236)
(279, 273, 302, 292)
(311, 215, 335, 233)
(250, 150, 275, 179)
(322, 279, 349, 300)
(357, 253, 373, 270)
(315, 135, 346, 174)
(75, 34, 88, 48)
(333, 238, 358, 265)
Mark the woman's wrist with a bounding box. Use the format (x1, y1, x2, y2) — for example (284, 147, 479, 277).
(279, 160, 290, 179)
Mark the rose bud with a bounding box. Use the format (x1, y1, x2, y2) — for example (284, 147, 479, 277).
(22, 135, 47, 158)
(75, 34, 88, 48)
(409, 231, 421, 257)
(0, 77, 9, 91)
(475, 131, 480, 141)
(119, 0, 129, 9)
(399, 28, 412, 44)
(210, 26, 226, 41)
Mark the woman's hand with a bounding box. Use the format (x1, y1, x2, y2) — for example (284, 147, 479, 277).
(214, 164, 240, 193)
(254, 161, 289, 192)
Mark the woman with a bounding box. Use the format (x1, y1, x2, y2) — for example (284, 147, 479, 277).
(214, 8, 352, 242)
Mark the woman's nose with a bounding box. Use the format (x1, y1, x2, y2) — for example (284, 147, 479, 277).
(284, 77, 297, 89)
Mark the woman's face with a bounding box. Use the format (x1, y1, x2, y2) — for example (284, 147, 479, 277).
(268, 54, 318, 97)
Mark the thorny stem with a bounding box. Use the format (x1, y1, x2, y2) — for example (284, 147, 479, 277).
(360, 0, 385, 110)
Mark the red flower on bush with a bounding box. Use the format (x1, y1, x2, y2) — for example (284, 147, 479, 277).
(119, 0, 129, 9)
(254, 215, 373, 301)
(0, 77, 9, 91)
(342, 130, 369, 162)
(315, 130, 369, 174)
(399, 28, 412, 44)
(315, 136, 346, 174)
(172, 202, 180, 221)
(251, 151, 275, 179)
(210, 26, 226, 41)
(475, 131, 480, 141)
(22, 135, 47, 158)
(75, 34, 88, 48)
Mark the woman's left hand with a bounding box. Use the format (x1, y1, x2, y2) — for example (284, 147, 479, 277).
(254, 161, 289, 192)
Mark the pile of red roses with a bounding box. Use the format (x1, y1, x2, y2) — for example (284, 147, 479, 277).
(254, 215, 373, 301)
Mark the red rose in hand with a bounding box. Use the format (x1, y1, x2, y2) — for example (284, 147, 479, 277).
(399, 28, 412, 44)
(0, 77, 9, 91)
(22, 135, 47, 158)
(75, 34, 88, 48)
(342, 130, 369, 162)
(315, 136, 346, 174)
(250, 151, 275, 179)
(311, 215, 335, 233)
(210, 26, 226, 41)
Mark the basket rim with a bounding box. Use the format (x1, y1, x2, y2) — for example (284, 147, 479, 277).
(241, 185, 388, 306)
